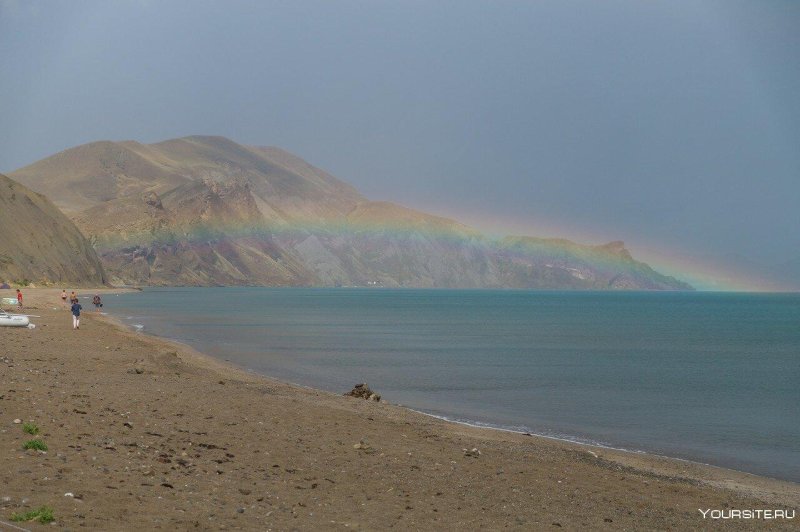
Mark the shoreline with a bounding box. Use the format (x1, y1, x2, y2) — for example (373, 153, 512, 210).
(1, 288, 797, 529)
(76, 290, 800, 488)
(95, 297, 800, 498)
(90, 288, 800, 488)
(107, 313, 742, 482)
(104, 287, 798, 486)
(415, 409, 797, 487)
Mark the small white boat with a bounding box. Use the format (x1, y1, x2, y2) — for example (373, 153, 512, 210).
(0, 309, 30, 327)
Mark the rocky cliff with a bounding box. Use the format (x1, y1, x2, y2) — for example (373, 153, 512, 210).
(10, 136, 691, 290)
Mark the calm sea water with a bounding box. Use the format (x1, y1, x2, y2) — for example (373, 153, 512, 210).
(107, 288, 800, 482)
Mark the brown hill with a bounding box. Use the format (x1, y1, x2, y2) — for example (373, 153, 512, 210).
(0, 173, 106, 286)
(10, 137, 691, 290)
(9, 141, 189, 213)
(12, 136, 364, 220)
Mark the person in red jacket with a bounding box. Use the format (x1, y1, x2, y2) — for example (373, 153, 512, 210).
(16, 289, 23, 310)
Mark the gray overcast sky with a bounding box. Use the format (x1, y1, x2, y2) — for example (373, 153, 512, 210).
(1, 0, 798, 285)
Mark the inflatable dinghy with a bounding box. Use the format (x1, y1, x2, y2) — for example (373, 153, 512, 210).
(0, 309, 30, 327)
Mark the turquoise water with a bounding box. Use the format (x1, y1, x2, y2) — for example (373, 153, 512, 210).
(108, 288, 800, 482)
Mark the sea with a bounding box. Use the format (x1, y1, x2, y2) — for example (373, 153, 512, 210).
(105, 288, 800, 483)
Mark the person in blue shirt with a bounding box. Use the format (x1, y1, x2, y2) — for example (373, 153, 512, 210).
(71, 300, 82, 330)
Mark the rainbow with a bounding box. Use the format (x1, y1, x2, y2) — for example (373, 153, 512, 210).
(80, 196, 784, 291)
(630, 251, 783, 293)
(407, 206, 786, 292)
(86, 213, 694, 288)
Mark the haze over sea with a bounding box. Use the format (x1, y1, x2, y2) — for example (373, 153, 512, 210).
(109, 288, 800, 482)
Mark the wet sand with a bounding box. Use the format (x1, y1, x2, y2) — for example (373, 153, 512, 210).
(0, 289, 797, 530)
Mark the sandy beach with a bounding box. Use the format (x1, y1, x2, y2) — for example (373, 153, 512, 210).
(0, 288, 797, 530)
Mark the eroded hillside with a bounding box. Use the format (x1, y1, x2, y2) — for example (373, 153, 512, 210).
(10, 137, 691, 290)
(0, 173, 106, 285)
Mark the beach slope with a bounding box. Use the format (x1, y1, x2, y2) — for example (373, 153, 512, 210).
(0, 289, 796, 530)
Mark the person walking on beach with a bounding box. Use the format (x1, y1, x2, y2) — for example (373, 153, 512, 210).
(16, 289, 23, 310)
(61, 289, 68, 308)
(71, 299, 82, 330)
(70, 291, 78, 305)
(92, 294, 103, 312)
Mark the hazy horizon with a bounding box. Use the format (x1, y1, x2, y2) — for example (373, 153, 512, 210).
(2, 0, 798, 289)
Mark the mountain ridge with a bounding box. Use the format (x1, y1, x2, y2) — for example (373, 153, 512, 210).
(9, 136, 692, 290)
